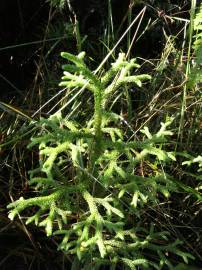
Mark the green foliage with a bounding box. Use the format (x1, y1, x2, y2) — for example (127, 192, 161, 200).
(182, 155, 202, 197)
(183, 155, 202, 172)
(7, 52, 193, 269)
(46, 0, 67, 9)
(173, 263, 201, 270)
(188, 3, 202, 89)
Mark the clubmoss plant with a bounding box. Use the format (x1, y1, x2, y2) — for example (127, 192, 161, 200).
(7, 52, 193, 269)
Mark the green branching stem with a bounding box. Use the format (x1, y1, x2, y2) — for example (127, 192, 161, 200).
(6, 51, 194, 268)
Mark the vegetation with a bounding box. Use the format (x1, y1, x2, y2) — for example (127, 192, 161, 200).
(0, 0, 201, 269)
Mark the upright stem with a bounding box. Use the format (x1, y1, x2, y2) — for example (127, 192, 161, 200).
(94, 89, 103, 139)
(89, 86, 103, 173)
(178, 0, 196, 142)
